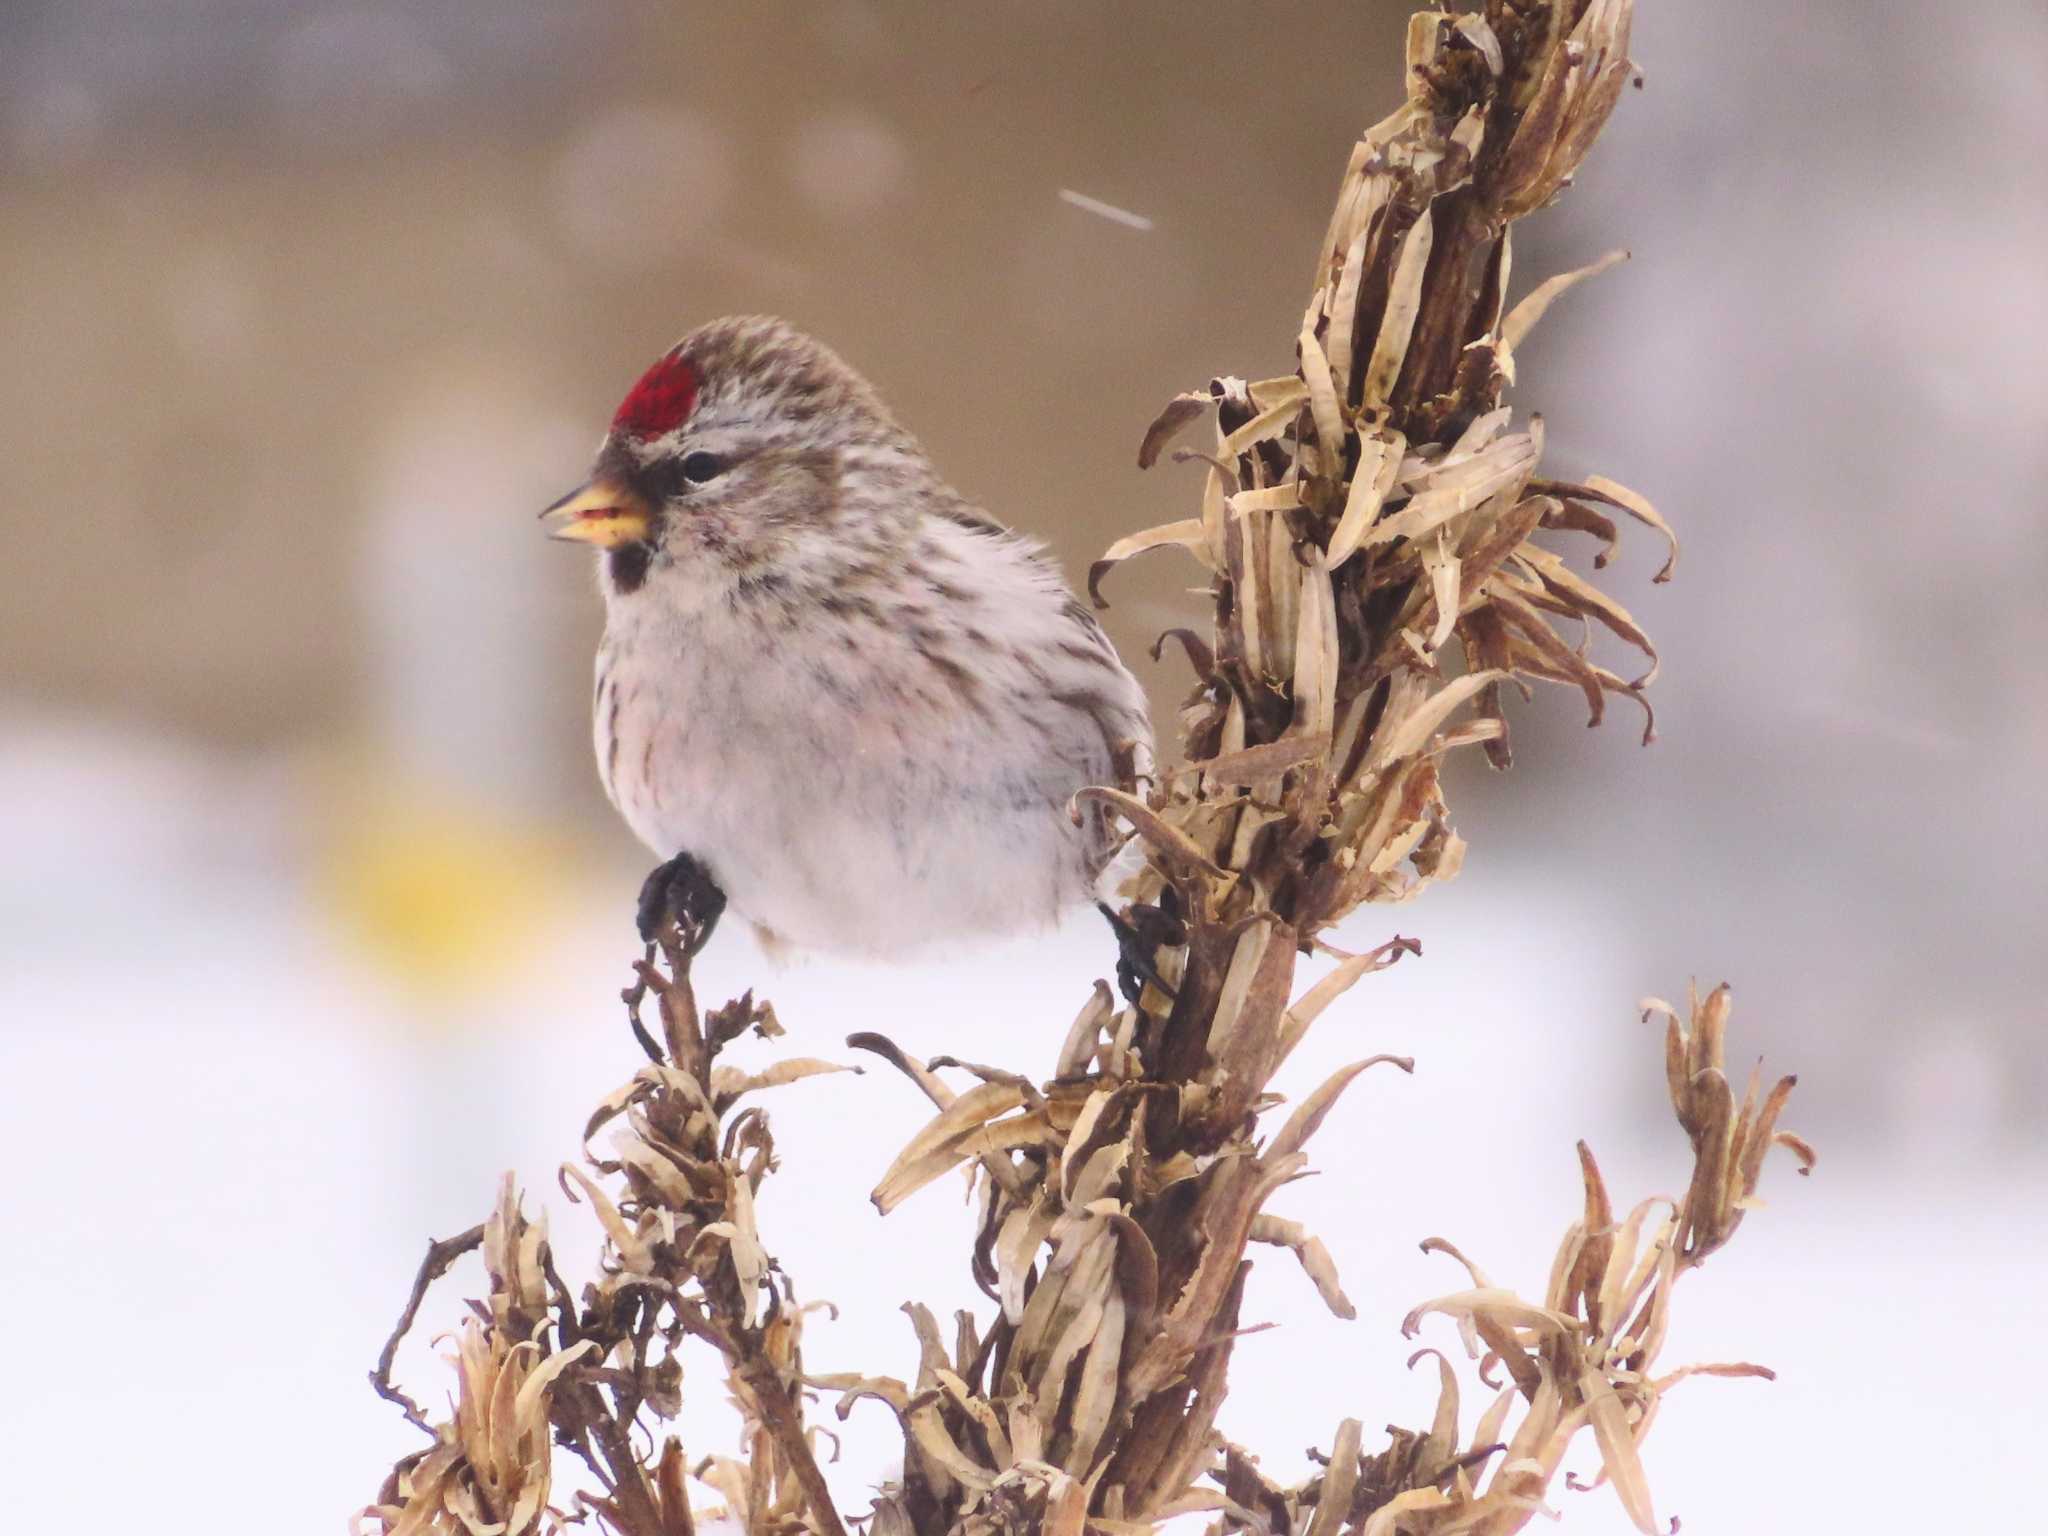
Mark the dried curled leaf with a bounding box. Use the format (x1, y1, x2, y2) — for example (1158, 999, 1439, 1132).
(1250, 1215, 1356, 1320)
(1087, 518, 1215, 608)
(1497, 248, 1630, 356)
(870, 1079, 1036, 1214)
(1267, 1054, 1414, 1163)
(1138, 390, 1216, 469)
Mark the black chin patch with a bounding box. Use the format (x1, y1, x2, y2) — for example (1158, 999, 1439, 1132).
(608, 543, 652, 595)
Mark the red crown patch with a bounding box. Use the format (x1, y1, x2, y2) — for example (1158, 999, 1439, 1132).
(612, 353, 700, 441)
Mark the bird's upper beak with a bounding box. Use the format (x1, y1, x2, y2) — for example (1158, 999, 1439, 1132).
(539, 479, 653, 548)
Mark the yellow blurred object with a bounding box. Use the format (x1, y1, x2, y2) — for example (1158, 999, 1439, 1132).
(318, 770, 566, 994)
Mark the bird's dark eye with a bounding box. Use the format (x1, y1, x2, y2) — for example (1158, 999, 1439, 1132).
(680, 451, 724, 483)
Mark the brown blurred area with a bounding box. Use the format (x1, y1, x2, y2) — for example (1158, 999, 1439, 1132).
(2, 2, 1415, 759)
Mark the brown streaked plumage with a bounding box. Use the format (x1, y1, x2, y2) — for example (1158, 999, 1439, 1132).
(545, 316, 1152, 957)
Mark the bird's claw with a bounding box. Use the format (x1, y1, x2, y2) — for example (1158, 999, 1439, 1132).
(637, 851, 728, 952)
(1100, 896, 1185, 1007)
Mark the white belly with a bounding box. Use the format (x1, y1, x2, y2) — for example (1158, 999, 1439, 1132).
(593, 613, 1090, 957)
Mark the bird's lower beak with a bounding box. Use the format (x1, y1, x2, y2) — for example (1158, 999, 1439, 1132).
(540, 479, 653, 548)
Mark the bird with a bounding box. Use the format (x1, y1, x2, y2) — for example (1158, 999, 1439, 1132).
(542, 315, 1152, 960)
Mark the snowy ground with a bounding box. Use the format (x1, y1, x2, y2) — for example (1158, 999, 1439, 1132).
(2, 728, 2036, 1534)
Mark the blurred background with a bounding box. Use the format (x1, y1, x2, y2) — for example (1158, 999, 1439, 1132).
(2, 2, 2042, 1530)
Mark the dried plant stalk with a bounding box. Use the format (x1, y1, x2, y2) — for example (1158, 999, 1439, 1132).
(362, 5, 1813, 1534)
(360, 908, 854, 1536)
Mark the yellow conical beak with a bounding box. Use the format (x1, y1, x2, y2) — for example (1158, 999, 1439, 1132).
(539, 479, 653, 548)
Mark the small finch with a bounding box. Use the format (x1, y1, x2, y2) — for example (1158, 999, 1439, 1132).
(543, 316, 1152, 958)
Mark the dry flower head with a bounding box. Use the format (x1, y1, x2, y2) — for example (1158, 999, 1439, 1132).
(363, 6, 1813, 1535)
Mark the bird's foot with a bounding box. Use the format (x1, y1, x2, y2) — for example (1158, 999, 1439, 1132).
(1100, 897, 1185, 1007)
(636, 851, 728, 953)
